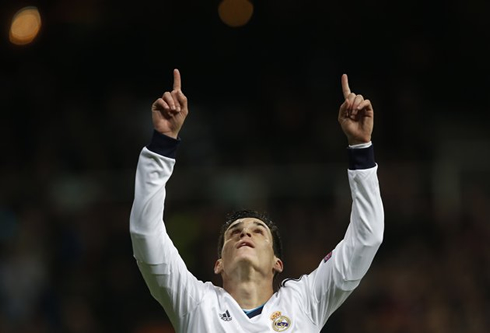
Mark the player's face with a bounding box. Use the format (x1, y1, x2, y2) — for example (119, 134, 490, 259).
(215, 218, 283, 277)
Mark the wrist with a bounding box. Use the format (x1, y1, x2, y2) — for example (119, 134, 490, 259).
(155, 129, 179, 139)
(347, 144, 376, 170)
(347, 136, 371, 146)
(165, 132, 179, 139)
(147, 130, 181, 158)
(349, 141, 372, 149)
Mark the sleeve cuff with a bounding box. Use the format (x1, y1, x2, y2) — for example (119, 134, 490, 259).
(146, 130, 181, 159)
(347, 144, 376, 170)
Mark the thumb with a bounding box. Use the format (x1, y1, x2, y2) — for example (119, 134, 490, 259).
(338, 99, 350, 121)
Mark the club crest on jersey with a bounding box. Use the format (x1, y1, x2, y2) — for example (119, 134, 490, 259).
(270, 311, 291, 332)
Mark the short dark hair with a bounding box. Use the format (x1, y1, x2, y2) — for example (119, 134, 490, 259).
(217, 209, 283, 260)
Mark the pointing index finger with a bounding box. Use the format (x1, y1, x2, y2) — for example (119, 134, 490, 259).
(173, 68, 181, 91)
(341, 74, 351, 99)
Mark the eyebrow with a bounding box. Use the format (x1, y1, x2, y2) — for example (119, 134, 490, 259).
(226, 220, 269, 235)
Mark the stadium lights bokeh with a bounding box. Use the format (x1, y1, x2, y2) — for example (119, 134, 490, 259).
(218, 0, 254, 27)
(9, 6, 41, 45)
(7, 2, 251, 47)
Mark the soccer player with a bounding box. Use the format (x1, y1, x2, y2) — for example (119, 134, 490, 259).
(130, 69, 384, 332)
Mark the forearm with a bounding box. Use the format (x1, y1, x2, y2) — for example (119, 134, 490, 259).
(334, 144, 384, 285)
(130, 132, 206, 319)
(130, 131, 180, 263)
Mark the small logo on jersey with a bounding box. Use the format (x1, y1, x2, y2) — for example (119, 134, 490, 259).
(219, 310, 232, 321)
(323, 251, 332, 263)
(270, 311, 291, 332)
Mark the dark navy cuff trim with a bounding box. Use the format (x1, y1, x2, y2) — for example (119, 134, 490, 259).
(146, 130, 181, 159)
(348, 145, 376, 170)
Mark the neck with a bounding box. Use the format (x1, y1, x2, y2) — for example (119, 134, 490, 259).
(222, 267, 275, 309)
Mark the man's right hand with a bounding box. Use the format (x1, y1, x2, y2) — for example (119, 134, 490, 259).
(338, 74, 373, 145)
(151, 69, 189, 139)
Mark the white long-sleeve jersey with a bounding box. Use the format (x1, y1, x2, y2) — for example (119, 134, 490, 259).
(130, 133, 384, 333)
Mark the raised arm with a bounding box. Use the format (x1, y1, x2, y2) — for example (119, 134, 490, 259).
(334, 73, 383, 288)
(130, 68, 189, 257)
(130, 70, 204, 325)
(292, 75, 384, 327)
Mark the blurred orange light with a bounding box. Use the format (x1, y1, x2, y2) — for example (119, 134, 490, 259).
(218, 0, 254, 28)
(9, 7, 42, 45)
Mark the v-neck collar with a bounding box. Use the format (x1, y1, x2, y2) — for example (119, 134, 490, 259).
(243, 304, 265, 318)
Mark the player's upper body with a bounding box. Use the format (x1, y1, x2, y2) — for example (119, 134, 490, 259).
(129, 69, 384, 332)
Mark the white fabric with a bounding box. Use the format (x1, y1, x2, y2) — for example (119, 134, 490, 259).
(130, 147, 384, 332)
(349, 141, 372, 149)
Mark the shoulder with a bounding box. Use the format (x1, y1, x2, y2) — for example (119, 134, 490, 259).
(279, 275, 309, 295)
(202, 283, 232, 300)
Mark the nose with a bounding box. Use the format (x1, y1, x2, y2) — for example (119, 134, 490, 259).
(240, 227, 252, 238)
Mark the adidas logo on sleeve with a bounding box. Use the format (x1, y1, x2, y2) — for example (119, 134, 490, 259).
(219, 310, 232, 321)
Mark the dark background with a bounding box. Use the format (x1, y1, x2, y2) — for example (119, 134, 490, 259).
(1, 0, 490, 332)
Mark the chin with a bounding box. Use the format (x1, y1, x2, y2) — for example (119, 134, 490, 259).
(234, 253, 257, 265)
